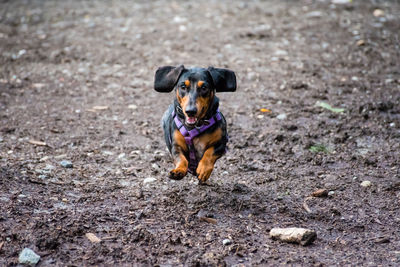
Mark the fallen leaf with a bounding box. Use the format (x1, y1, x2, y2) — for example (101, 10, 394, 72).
(28, 139, 47, 146)
(311, 189, 329, 197)
(199, 217, 217, 224)
(85, 233, 101, 243)
(309, 144, 330, 153)
(260, 108, 271, 113)
(316, 101, 345, 113)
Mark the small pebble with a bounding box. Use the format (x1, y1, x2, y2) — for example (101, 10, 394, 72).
(222, 239, 232, 246)
(328, 191, 335, 196)
(39, 156, 49, 162)
(373, 9, 385, 17)
(128, 104, 137, 110)
(143, 177, 157, 184)
(276, 113, 287, 120)
(361, 180, 372, 187)
(19, 248, 40, 266)
(60, 160, 73, 168)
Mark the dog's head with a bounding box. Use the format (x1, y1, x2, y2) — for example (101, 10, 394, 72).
(154, 65, 236, 126)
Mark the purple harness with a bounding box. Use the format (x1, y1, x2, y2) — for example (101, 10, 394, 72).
(172, 109, 222, 174)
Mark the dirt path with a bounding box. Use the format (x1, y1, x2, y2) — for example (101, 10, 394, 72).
(1, 0, 400, 265)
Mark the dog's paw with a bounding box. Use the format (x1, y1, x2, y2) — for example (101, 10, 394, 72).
(169, 168, 187, 180)
(196, 163, 214, 184)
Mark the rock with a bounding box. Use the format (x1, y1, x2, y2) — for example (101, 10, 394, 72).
(19, 248, 41, 266)
(274, 50, 288, 56)
(59, 160, 73, 168)
(276, 113, 287, 120)
(328, 191, 335, 196)
(311, 189, 328, 197)
(306, 11, 323, 18)
(39, 156, 49, 162)
(270, 227, 317, 246)
(44, 164, 55, 171)
(373, 9, 385, 17)
(85, 233, 101, 243)
(360, 180, 372, 187)
(143, 177, 156, 184)
(222, 239, 232, 246)
(331, 0, 351, 4)
(356, 39, 365, 46)
(128, 104, 138, 110)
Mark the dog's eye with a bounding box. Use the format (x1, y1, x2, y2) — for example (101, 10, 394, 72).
(180, 84, 187, 89)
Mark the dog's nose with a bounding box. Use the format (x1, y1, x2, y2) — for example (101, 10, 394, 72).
(185, 107, 197, 117)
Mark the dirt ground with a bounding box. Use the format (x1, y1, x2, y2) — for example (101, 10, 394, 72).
(1, 0, 400, 266)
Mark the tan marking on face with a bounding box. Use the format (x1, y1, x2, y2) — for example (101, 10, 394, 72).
(197, 81, 204, 87)
(196, 91, 214, 120)
(184, 80, 190, 87)
(180, 95, 190, 117)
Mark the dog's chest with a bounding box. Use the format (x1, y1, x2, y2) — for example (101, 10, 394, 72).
(190, 127, 223, 158)
(192, 137, 207, 158)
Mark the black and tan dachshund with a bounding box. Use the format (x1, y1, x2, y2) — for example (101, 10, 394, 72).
(154, 65, 236, 183)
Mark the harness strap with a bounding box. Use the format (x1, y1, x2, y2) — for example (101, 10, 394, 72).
(172, 108, 222, 174)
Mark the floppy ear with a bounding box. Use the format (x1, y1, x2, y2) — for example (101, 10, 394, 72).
(154, 65, 185, 93)
(207, 67, 237, 92)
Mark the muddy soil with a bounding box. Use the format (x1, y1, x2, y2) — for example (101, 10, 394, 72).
(1, 0, 400, 266)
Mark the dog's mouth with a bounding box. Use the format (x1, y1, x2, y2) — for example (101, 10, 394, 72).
(185, 116, 198, 126)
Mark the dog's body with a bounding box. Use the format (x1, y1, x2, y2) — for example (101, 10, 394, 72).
(154, 65, 236, 183)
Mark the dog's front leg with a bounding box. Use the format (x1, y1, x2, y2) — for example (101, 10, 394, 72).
(196, 146, 219, 183)
(169, 130, 188, 180)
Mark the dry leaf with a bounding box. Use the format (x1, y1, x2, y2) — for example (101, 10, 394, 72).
(85, 233, 101, 243)
(260, 108, 271, 113)
(311, 189, 328, 197)
(28, 139, 47, 146)
(199, 217, 217, 224)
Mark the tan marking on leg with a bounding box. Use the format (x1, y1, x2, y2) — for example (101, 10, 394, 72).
(170, 130, 189, 180)
(196, 147, 219, 183)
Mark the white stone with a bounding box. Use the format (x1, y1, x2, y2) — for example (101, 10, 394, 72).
(222, 239, 232, 246)
(360, 180, 372, 187)
(19, 248, 40, 265)
(276, 113, 287, 120)
(143, 177, 157, 184)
